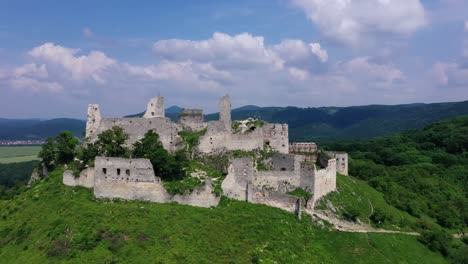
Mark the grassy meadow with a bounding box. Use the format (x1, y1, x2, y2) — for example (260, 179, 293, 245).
(0, 146, 41, 163)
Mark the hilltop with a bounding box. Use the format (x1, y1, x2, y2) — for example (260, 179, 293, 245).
(0, 169, 447, 263)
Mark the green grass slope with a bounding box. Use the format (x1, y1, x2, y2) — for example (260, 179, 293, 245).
(0, 169, 447, 263)
(317, 174, 431, 231)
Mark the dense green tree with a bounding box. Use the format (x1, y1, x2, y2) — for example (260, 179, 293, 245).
(55, 131, 78, 164)
(132, 130, 187, 180)
(38, 138, 58, 169)
(94, 126, 130, 158)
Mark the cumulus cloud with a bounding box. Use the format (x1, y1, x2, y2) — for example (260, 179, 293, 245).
(153, 32, 283, 70)
(432, 62, 468, 86)
(29, 42, 115, 82)
(292, 0, 427, 46)
(338, 57, 404, 84)
(1, 33, 418, 117)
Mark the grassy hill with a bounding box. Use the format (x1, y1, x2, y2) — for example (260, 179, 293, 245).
(0, 169, 447, 263)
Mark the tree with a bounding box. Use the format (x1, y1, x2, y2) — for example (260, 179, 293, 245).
(55, 131, 78, 164)
(38, 138, 58, 169)
(132, 130, 186, 180)
(94, 126, 130, 158)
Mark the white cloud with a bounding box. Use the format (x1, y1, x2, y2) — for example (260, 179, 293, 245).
(338, 57, 404, 84)
(465, 21, 468, 31)
(10, 77, 63, 93)
(29, 42, 115, 82)
(153, 32, 283, 70)
(432, 62, 468, 86)
(13, 63, 48, 79)
(292, 0, 427, 46)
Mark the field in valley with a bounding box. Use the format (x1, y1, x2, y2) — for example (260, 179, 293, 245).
(0, 146, 41, 163)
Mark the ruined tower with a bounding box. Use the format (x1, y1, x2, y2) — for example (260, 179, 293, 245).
(86, 104, 101, 139)
(143, 96, 165, 118)
(219, 95, 231, 130)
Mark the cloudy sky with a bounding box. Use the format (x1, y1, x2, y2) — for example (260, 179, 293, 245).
(1, 0, 467, 119)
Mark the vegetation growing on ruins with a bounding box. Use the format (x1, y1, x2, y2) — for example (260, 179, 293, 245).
(0, 169, 448, 263)
(177, 128, 206, 154)
(287, 188, 312, 202)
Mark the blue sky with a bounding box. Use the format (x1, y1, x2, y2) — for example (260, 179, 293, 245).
(0, 0, 467, 119)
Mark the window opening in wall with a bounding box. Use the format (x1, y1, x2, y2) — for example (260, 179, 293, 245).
(152, 112, 155, 116)
(126, 169, 130, 176)
(265, 140, 270, 146)
(102, 168, 107, 174)
(281, 167, 286, 171)
(117, 169, 121, 175)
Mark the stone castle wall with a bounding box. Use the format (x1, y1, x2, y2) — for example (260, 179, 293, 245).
(89, 117, 183, 153)
(222, 154, 337, 212)
(86, 95, 289, 155)
(263, 124, 289, 154)
(179, 109, 206, 132)
(64, 157, 219, 208)
(324, 151, 348, 176)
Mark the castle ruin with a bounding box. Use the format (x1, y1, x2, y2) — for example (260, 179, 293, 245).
(66, 95, 347, 213)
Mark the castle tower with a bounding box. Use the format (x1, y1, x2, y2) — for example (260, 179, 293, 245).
(219, 95, 231, 130)
(86, 104, 101, 139)
(143, 96, 165, 118)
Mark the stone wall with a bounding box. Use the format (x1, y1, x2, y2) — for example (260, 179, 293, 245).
(85, 104, 101, 139)
(143, 96, 165, 118)
(90, 117, 183, 153)
(324, 151, 348, 176)
(219, 95, 231, 131)
(262, 124, 289, 154)
(63, 157, 219, 208)
(85, 95, 289, 155)
(221, 157, 254, 201)
(311, 159, 336, 207)
(289, 142, 318, 162)
(178, 109, 206, 132)
(223, 155, 336, 210)
(63, 168, 95, 188)
(267, 153, 297, 171)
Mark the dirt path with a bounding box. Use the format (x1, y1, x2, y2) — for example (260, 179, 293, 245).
(306, 209, 420, 236)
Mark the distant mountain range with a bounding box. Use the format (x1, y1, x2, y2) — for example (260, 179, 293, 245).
(2, 100, 468, 142)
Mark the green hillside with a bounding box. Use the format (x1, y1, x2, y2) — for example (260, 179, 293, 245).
(0, 169, 447, 263)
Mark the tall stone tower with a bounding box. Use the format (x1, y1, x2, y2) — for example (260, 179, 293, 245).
(219, 95, 231, 130)
(86, 104, 101, 139)
(143, 96, 165, 118)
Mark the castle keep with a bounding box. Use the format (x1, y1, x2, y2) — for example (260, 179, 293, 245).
(65, 96, 347, 213)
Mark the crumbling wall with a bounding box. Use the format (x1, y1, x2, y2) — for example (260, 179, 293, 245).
(86, 104, 101, 139)
(253, 171, 298, 193)
(219, 95, 231, 131)
(63, 168, 95, 188)
(143, 96, 165, 118)
(90, 117, 183, 153)
(178, 109, 206, 132)
(289, 142, 318, 162)
(172, 178, 220, 207)
(262, 124, 289, 154)
(249, 191, 302, 213)
(267, 153, 297, 171)
(311, 159, 337, 206)
(221, 157, 254, 201)
(198, 121, 230, 153)
(229, 129, 264, 151)
(93, 157, 168, 202)
(324, 151, 348, 176)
